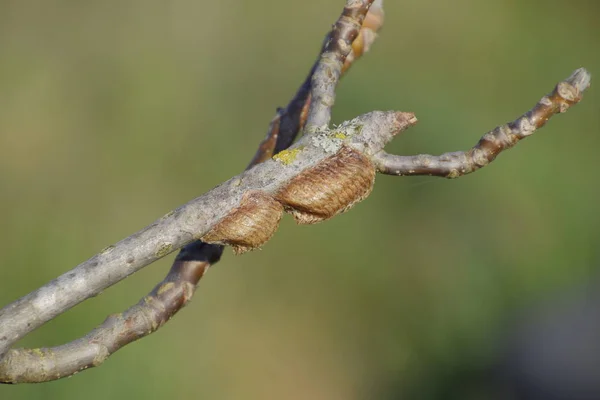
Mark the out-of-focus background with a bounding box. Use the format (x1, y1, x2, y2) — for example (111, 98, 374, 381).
(0, 0, 598, 398)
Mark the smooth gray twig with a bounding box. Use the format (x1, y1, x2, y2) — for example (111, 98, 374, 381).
(0, 242, 221, 383)
(373, 68, 591, 178)
(304, 0, 375, 132)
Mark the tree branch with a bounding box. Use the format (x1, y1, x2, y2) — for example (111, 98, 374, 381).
(250, 0, 383, 165)
(0, 109, 416, 383)
(0, 0, 383, 382)
(304, 0, 375, 132)
(0, 0, 591, 385)
(0, 242, 221, 383)
(373, 68, 591, 178)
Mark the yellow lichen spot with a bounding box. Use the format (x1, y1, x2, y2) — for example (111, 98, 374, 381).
(162, 210, 175, 219)
(333, 132, 347, 140)
(447, 170, 460, 179)
(273, 147, 303, 165)
(157, 282, 175, 295)
(32, 348, 44, 357)
(101, 245, 115, 254)
(231, 178, 242, 187)
(143, 296, 155, 306)
(105, 313, 124, 324)
(155, 242, 173, 258)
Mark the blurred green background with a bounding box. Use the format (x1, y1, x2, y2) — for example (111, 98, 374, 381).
(0, 0, 598, 398)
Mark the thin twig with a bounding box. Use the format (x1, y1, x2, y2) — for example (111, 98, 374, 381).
(250, 0, 384, 165)
(305, 0, 375, 132)
(373, 68, 591, 177)
(0, 242, 221, 383)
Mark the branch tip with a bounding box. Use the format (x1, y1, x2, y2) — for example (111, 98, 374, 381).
(375, 68, 591, 178)
(566, 67, 592, 92)
(393, 112, 418, 135)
